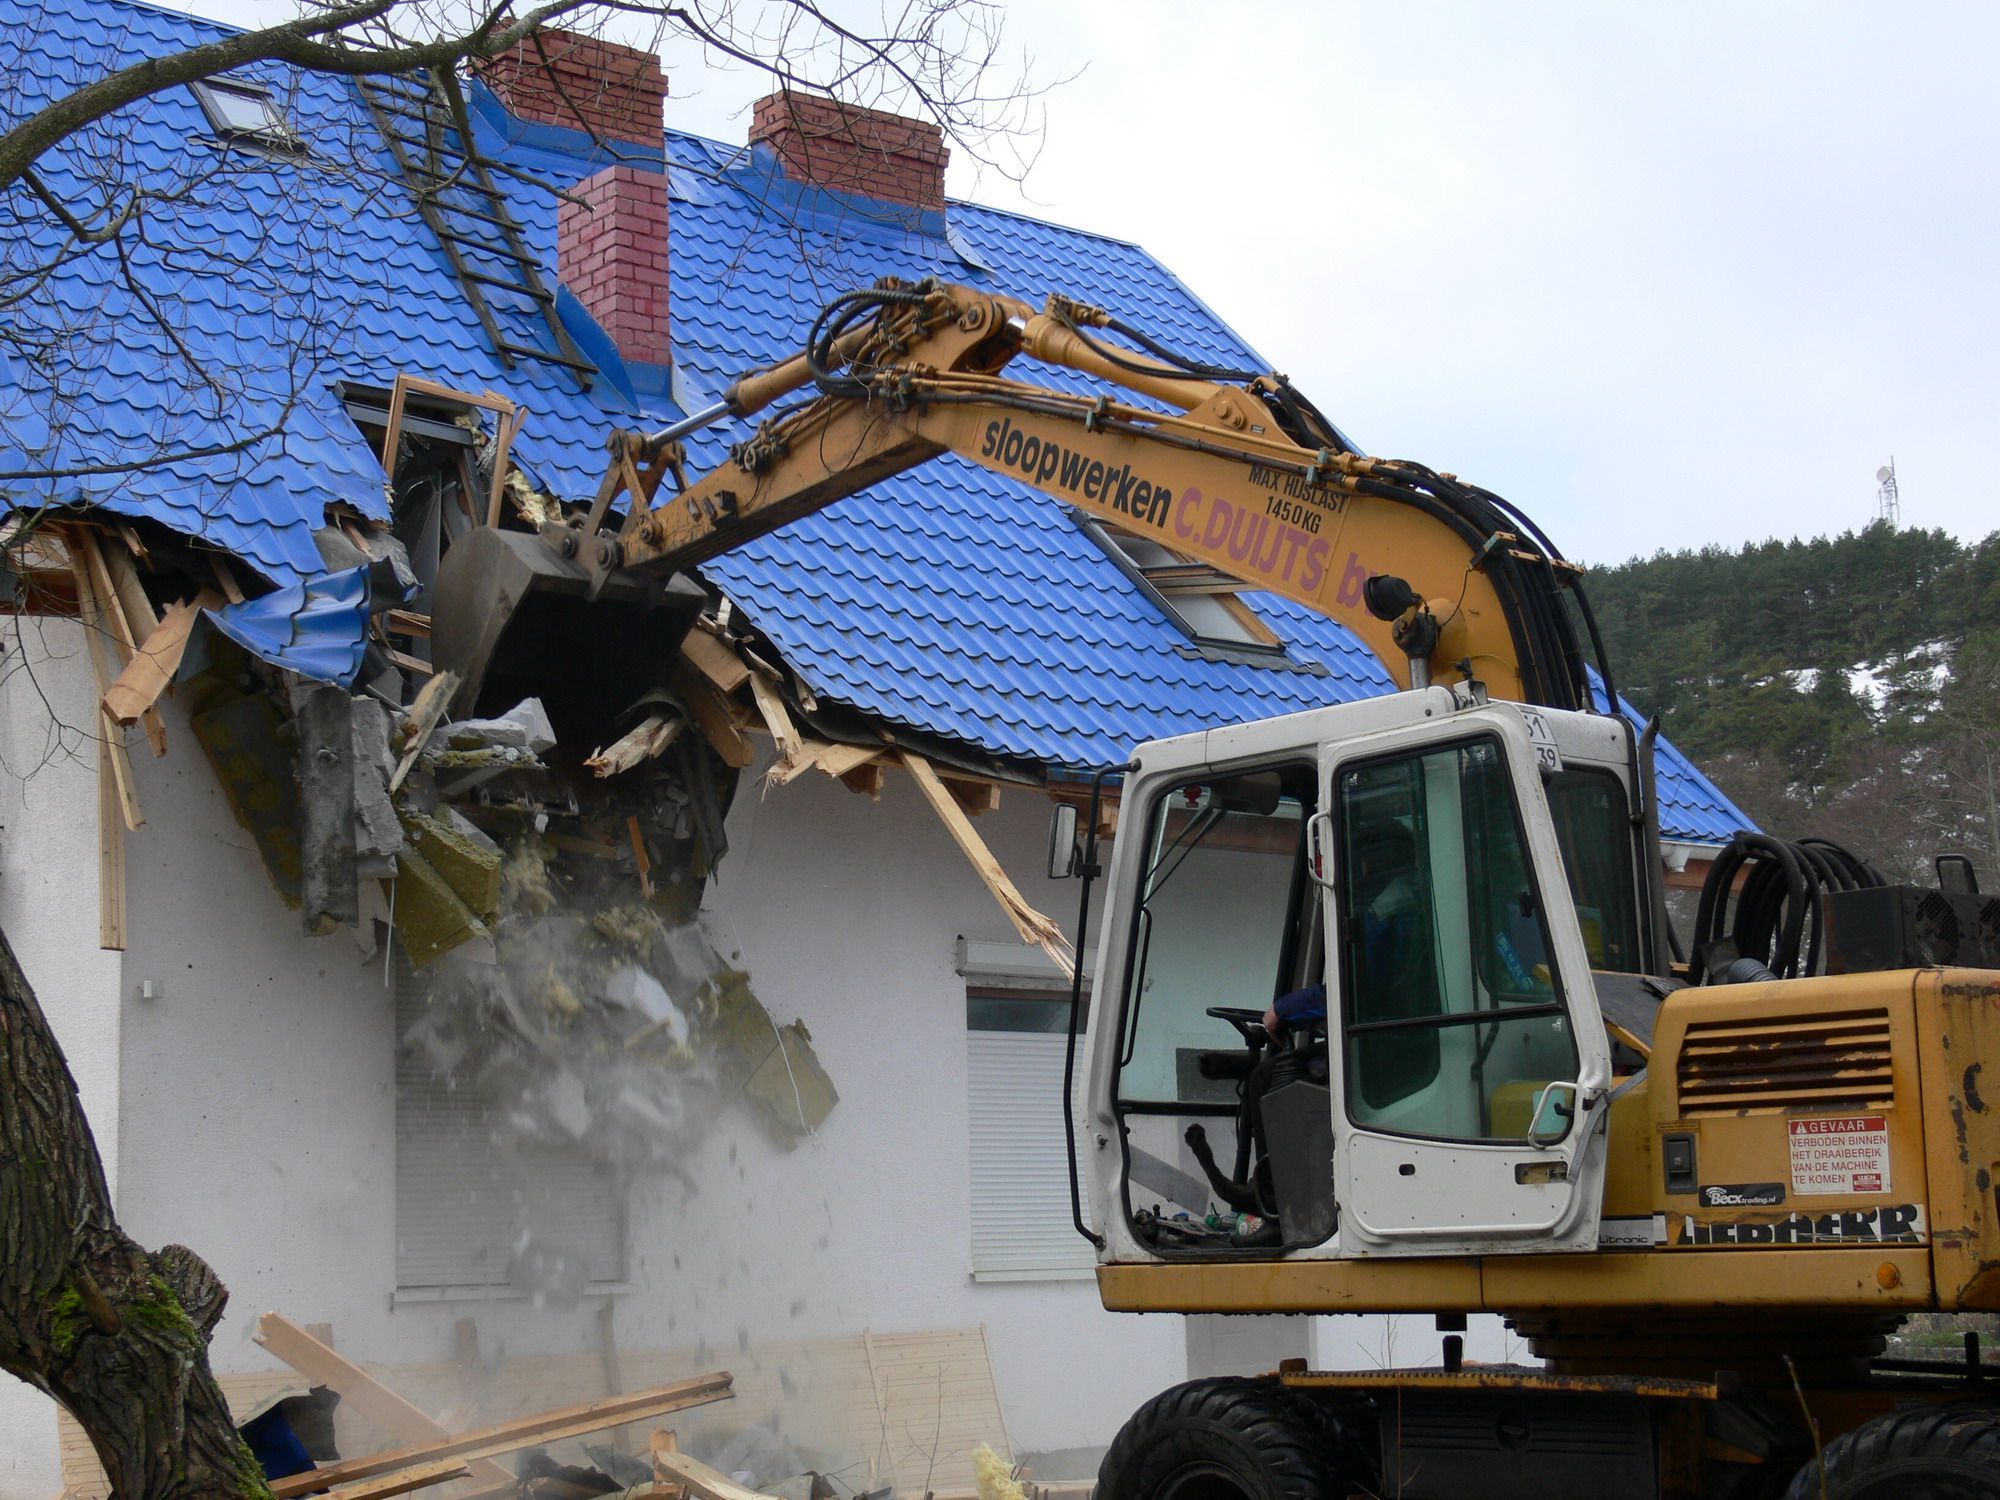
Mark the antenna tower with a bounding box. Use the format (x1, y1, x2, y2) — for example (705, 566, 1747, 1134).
(1875, 458, 1900, 526)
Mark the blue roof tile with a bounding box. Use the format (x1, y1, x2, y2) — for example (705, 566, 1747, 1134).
(3, 0, 1752, 846)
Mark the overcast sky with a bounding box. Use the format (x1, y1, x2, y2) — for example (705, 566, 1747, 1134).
(181, 0, 1998, 566)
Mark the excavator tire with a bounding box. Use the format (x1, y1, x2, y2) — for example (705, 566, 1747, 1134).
(1784, 1405, 2000, 1500)
(1095, 1376, 1367, 1500)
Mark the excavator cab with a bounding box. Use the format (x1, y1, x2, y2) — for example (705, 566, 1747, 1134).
(1074, 686, 1625, 1265)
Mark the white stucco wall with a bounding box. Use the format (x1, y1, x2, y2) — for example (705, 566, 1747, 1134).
(0, 620, 125, 1500)
(0, 664, 1184, 1490)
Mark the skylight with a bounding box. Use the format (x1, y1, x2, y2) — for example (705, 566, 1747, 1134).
(189, 78, 302, 153)
(1082, 517, 1284, 654)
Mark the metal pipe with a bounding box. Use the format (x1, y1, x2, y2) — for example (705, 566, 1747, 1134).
(643, 398, 733, 446)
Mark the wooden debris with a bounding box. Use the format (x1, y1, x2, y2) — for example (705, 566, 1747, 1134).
(253, 1313, 516, 1494)
(629, 814, 654, 900)
(949, 778, 1001, 818)
(667, 663, 752, 768)
(679, 627, 750, 695)
(650, 1429, 683, 1498)
(903, 752, 1073, 969)
(98, 715, 124, 951)
(765, 736, 884, 789)
(745, 672, 802, 772)
(318, 1458, 471, 1500)
(839, 761, 886, 799)
(208, 552, 245, 605)
(587, 713, 683, 778)
(103, 593, 220, 727)
(384, 608, 432, 638)
(388, 669, 460, 794)
(644, 1443, 779, 1500)
(73, 527, 168, 756)
(267, 1373, 735, 1498)
(66, 536, 142, 830)
(99, 536, 157, 637)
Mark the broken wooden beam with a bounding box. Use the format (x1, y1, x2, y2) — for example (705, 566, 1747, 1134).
(388, 670, 459, 794)
(253, 1314, 517, 1494)
(903, 752, 1073, 969)
(587, 713, 683, 778)
(667, 662, 752, 769)
(268, 1373, 734, 1498)
(644, 1444, 778, 1500)
(679, 628, 750, 695)
(317, 1458, 470, 1500)
(103, 592, 221, 727)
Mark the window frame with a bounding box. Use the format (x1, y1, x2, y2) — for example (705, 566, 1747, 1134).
(1330, 731, 1580, 1146)
(188, 77, 308, 157)
(1078, 514, 1288, 656)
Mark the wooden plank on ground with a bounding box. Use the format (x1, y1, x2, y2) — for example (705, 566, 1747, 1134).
(646, 1449, 778, 1500)
(254, 1314, 515, 1494)
(267, 1373, 735, 1498)
(902, 752, 1071, 969)
(322, 1458, 471, 1500)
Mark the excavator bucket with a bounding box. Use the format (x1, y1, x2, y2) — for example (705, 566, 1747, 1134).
(428, 525, 706, 748)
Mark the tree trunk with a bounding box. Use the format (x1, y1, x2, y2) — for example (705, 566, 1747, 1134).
(0, 923, 265, 1498)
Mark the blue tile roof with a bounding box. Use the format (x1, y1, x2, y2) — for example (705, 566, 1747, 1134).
(2, 0, 1754, 846)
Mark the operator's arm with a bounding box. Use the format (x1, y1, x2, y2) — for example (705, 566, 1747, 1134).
(1262, 983, 1327, 1035)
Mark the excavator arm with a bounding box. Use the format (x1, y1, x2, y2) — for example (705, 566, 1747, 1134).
(553, 280, 1603, 710)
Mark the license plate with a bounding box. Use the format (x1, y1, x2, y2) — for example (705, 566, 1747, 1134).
(1520, 708, 1564, 773)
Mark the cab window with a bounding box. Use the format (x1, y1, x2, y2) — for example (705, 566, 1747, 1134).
(1335, 737, 1578, 1141)
(1114, 764, 1317, 1106)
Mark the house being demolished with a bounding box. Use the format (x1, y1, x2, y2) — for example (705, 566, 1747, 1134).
(0, 2, 1758, 1495)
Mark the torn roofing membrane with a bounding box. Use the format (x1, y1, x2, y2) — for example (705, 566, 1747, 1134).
(3, 0, 1754, 845)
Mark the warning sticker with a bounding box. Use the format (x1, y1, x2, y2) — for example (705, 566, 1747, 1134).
(1788, 1115, 1891, 1196)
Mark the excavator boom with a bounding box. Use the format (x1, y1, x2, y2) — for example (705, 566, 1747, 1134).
(557, 281, 1603, 712)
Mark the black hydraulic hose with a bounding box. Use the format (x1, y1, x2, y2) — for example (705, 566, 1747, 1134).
(1063, 763, 1132, 1252)
(1692, 830, 1888, 982)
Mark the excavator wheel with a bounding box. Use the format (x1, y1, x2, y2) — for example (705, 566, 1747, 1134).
(1784, 1405, 2000, 1500)
(1095, 1377, 1370, 1500)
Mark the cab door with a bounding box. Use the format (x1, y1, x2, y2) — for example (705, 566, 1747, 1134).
(1318, 705, 1612, 1256)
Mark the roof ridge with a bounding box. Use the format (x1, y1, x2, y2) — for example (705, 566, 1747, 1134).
(659, 123, 1150, 252)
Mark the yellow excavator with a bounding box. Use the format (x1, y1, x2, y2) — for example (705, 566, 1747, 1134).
(435, 280, 2000, 1499)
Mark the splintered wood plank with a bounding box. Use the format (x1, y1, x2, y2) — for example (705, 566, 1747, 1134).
(679, 627, 751, 695)
(322, 1459, 471, 1500)
(103, 592, 220, 726)
(667, 662, 752, 768)
(746, 672, 801, 766)
(388, 670, 459, 793)
(254, 1314, 515, 1494)
(267, 1373, 735, 1498)
(902, 752, 1071, 969)
(766, 737, 882, 788)
(98, 721, 125, 951)
(648, 1449, 779, 1500)
(66, 535, 143, 829)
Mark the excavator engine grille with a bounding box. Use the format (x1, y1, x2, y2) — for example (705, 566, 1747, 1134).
(1676, 1009, 1894, 1117)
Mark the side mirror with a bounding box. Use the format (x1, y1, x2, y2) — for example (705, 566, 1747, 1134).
(1525, 1080, 1578, 1147)
(1047, 803, 1080, 880)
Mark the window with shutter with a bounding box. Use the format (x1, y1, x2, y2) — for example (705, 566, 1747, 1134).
(966, 987, 1097, 1282)
(394, 954, 628, 1296)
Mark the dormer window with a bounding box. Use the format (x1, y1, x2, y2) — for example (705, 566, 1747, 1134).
(189, 78, 303, 154)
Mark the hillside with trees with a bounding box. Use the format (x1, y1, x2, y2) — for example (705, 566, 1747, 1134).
(1584, 522, 2000, 881)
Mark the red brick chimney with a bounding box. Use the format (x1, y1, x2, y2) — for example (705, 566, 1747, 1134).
(476, 30, 666, 149)
(557, 168, 670, 367)
(749, 91, 949, 213)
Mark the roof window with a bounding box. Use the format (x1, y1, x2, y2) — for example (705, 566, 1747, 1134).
(1082, 516, 1285, 656)
(189, 78, 303, 154)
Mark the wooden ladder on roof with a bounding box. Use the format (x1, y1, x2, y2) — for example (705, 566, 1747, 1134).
(357, 71, 595, 391)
